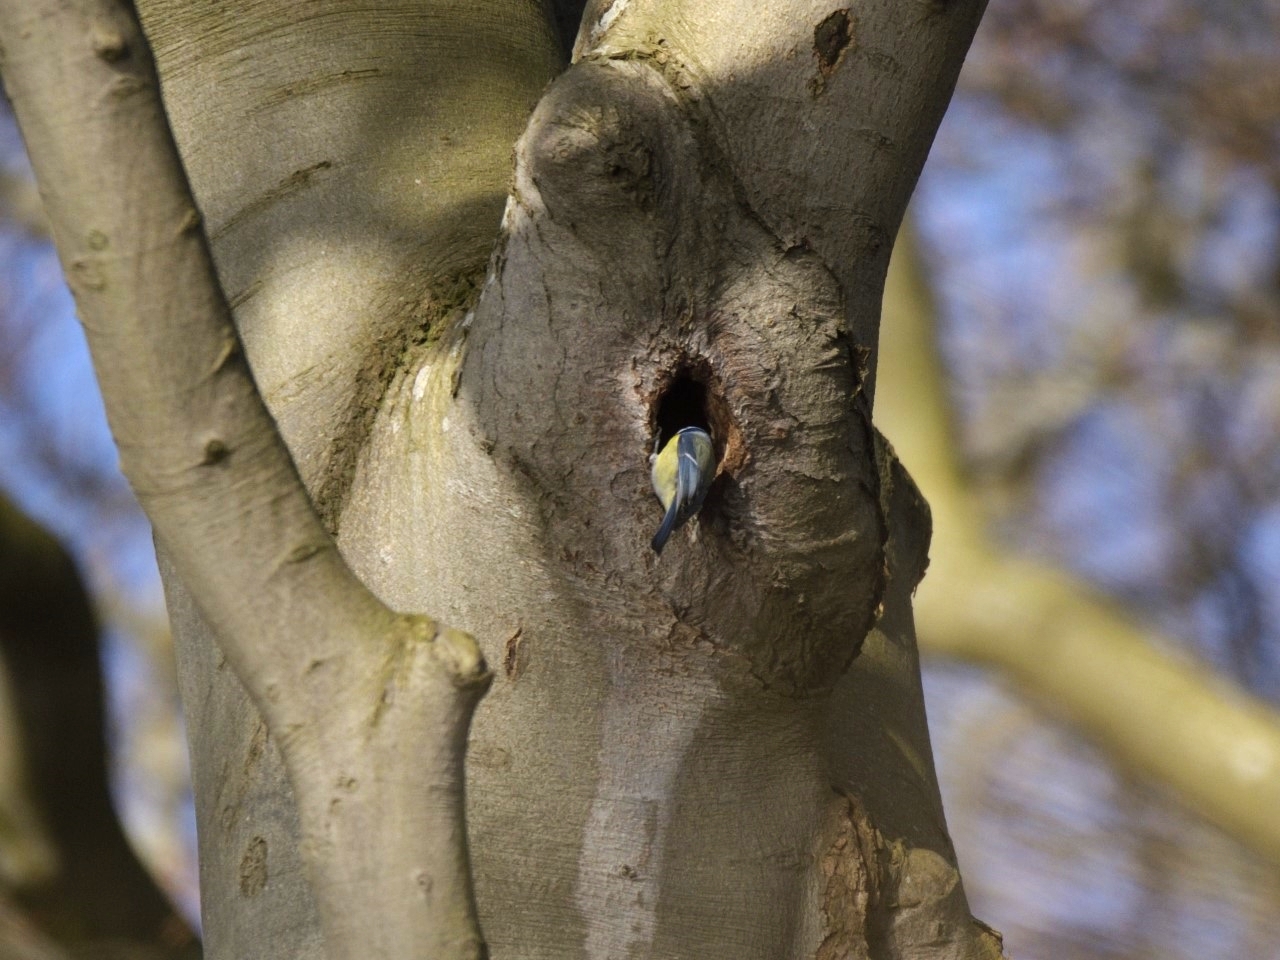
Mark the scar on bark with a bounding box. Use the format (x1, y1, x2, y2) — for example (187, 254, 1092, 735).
(503, 626, 526, 681)
(239, 835, 269, 897)
(818, 791, 1009, 959)
(810, 10, 855, 95)
(313, 268, 483, 533)
(817, 791, 886, 959)
(211, 160, 334, 242)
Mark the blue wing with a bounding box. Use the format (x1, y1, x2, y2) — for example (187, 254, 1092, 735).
(676, 436, 704, 516)
(651, 427, 713, 555)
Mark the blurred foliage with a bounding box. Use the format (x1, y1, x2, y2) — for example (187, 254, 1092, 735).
(923, 0, 1280, 694)
(914, 1, 1280, 957)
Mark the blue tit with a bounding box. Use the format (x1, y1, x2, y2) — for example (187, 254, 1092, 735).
(650, 426, 716, 554)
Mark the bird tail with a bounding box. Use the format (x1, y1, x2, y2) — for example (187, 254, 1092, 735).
(651, 499, 680, 554)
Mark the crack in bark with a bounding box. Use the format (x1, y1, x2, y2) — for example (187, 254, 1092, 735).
(210, 160, 335, 242)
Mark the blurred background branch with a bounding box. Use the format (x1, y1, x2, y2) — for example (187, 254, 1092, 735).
(878, 220, 1280, 863)
(0, 494, 196, 958)
(874, 0, 1280, 952)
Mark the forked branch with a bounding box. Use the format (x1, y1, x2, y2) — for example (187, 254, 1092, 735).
(0, 2, 489, 956)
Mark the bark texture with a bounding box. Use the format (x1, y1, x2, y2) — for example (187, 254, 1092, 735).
(128, 0, 563, 953)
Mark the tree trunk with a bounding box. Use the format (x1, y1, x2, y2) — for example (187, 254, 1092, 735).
(2, 0, 1004, 956)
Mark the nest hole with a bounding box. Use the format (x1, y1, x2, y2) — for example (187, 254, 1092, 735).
(654, 373, 710, 450)
(651, 361, 743, 472)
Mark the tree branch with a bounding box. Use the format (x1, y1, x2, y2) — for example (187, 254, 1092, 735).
(877, 219, 1280, 866)
(0, 2, 490, 956)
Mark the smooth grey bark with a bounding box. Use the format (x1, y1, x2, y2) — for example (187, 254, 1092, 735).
(3, 0, 1005, 957)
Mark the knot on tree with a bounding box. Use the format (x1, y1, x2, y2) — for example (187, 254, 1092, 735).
(458, 56, 887, 696)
